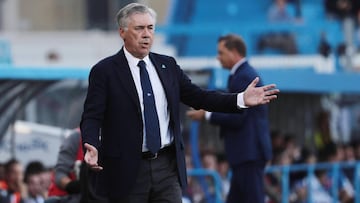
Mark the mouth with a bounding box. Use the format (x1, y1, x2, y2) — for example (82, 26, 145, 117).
(140, 42, 150, 48)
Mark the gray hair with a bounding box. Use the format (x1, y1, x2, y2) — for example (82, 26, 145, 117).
(116, 3, 157, 29)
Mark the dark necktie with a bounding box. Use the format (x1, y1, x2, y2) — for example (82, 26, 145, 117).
(138, 60, 161, 154)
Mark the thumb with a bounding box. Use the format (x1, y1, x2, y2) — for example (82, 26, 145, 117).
(84, 143, 94, 152)
(248, 77, 259, 88)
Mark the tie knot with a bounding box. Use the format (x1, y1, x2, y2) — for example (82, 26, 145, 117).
(138, 60, 146, 69)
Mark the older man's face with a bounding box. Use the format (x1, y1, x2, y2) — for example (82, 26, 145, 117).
(120, 13, 155, 59)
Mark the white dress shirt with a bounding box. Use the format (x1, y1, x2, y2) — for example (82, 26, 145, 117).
(124, 47, 172, 151)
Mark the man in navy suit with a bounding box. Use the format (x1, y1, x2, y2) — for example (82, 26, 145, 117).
(80, 3, 279, 203)
(188, 34, 272, 203)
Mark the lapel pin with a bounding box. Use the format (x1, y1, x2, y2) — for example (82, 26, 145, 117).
(161, 64, 166, 69)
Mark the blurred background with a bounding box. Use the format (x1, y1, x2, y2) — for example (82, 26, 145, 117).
(1, 0, 360, 202)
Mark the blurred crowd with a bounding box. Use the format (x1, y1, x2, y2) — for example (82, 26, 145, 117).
(182, 110, 360, 203)
(265, 131, 359, 203)
(0, 159, 52, 203)
(0, 129, 84, 203)
(2, 124, 360, 203)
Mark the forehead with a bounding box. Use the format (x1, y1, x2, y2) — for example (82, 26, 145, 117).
(9, 163, 22, 171)
(29, 174, 41, 182)
(128, 12, 155, 26)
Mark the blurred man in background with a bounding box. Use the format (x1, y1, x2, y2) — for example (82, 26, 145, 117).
(0, 159, 26, 203)
(187, 34, 272, 203)
(23, 163, 45, 203)
(47, 129, 82, 203)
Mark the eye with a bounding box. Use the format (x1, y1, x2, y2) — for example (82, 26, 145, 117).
(134, 26, 145, 31)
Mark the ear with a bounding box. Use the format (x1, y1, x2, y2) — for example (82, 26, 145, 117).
(231, 50, 243, 61)
(119, 28, 125, 39)
(229, 50, 238, 63)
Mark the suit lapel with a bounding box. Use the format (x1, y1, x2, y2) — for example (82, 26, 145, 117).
(113, 49, 141, 110)
(149, 53, 174, 107)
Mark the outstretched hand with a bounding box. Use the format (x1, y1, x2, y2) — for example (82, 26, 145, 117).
(186, 109, 206, 121)
(84, 143, 103, 171)
(244, 77, 279, 106)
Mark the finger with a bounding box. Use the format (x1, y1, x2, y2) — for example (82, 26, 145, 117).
(248, 77, 259, 88)
(265, 89, 280, 96)
(86, 159, 99, 167)
(89, 165, 103, 172)
(264, 95, 277, 101)
(91, 165, 103, 171)
(262, 84, 277, 91)
(84, 143, 93, 150)
(85, 143, 98, 154)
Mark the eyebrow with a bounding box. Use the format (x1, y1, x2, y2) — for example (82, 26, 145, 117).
(134, 24, 154, 28)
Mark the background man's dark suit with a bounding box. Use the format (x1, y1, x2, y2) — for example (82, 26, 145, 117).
(209, 61, 272, 202)
(80, 48, 242, 199)
(210, 61, 272, 165)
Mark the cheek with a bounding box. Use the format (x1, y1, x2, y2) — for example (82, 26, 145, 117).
(218, 56, 224, 63)
(124, 33, 137, 42)
(133, 32, 143, 40)
(222, 59, 230, 66)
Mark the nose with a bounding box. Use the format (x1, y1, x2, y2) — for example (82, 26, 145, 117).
(142, 27, 153, 36)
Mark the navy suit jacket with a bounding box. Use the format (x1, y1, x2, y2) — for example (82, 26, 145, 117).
(209, 61, 272, 167)
(80, 48, 243, 198)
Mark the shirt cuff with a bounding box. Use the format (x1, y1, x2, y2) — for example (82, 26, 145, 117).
(205, 111, 212, 121)
(237, 92, 248, 109)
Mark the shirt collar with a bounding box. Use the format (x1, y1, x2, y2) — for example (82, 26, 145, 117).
(123, 46, 151, 68)
(230, 58, 247, 75)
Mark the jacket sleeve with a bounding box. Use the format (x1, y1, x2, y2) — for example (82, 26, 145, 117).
(209, 110, 247, 129)
(80, 64, 108, 149)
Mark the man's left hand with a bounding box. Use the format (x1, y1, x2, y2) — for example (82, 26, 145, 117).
(244, 77, 279, 106)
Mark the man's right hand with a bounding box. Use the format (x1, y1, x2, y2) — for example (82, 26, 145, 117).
(186, 109, 206, 121)
(84, 143, 103, 171)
